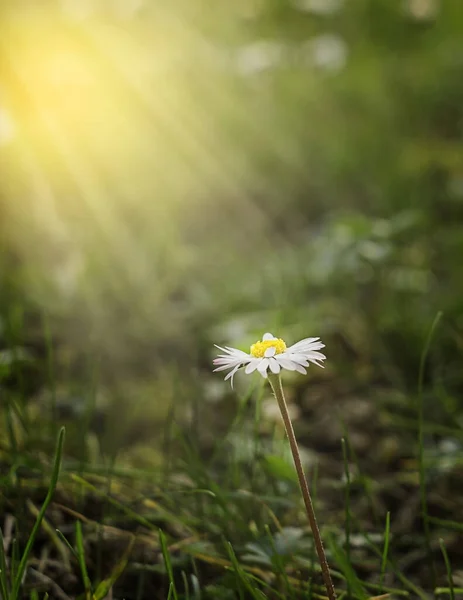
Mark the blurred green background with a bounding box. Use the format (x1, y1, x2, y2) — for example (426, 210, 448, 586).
(1, 0, 463, 460)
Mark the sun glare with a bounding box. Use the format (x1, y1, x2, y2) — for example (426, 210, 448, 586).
(0, 2, 282, 331)
(0, 4, 243, 285)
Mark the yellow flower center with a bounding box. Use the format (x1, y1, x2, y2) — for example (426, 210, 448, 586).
(250, 338, 287, 358)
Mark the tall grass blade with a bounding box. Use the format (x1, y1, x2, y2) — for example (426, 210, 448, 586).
(379, 512, 390, 594)
(75, 521, 92, 599)
(10, 426, 65, 600)
(159, 529, 179, 600)
(439, 539, 455, 600)
(351, 517, 427, 600)
(167, 582, 175, 600)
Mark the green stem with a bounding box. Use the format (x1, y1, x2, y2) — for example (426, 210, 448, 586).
(268, 374, 336, 600)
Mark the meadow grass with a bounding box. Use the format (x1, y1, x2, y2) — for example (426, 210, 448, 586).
(0, 313, 462, 600)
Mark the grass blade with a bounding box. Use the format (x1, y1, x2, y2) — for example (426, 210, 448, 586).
(159, 529, 179, 600)
(225, 541, 267, 600)
(55, 528, 79, 560)
(326, 533, 367, 600)
(26, 499, 71, 571)
(93, 535, 135, 600)
(379, 512, 390, 594)
(439, 539, 455, 600)
(10, 426, 65, 600)
(75, 521, 92, 599)
(167, 582, 175, 600)
(351, 517, 427, 600)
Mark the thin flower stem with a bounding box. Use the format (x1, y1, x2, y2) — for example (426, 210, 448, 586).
(268, 373, 337, 600)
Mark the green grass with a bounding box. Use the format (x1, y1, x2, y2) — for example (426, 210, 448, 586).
(0, 295, 462, 599)
(0, 366, 462, 600)
(0, 427, 65, 600)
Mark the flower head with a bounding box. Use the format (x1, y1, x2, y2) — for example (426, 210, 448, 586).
(213, 332, 326, 387)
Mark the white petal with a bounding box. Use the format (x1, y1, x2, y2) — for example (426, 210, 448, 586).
(294, 363, 307, 375)
(288, 354, 310, 366)
(264, 346, 276, 357)
(305, 351, 326, 361)
(224, 364, 241, 388)
(268, 357, 280, 374)
(214, 344, 235, 355)
(226, 346, 251, 356)
(224, 365, 239, 380)
(276, 356, 297, 370)
(301, 343, 325, 352)
(214, 344, 250, 358)
(245, 359, 260, 374)
(213, 362, 242, 372)
(286, 337, 317, 348)
(213, 357, 239, 365)
(262, 332, 276, 341)
(299, 336, 321, 344)
(286, 338, 323, 352)
(257, 358, 269, 374)
(286, 350, 326, 367)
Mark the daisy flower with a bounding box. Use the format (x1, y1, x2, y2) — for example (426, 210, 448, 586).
(212, 332, 336, 599)
(213, 332, 326, 386)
